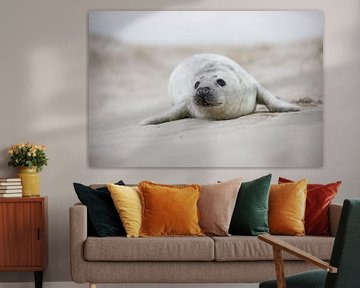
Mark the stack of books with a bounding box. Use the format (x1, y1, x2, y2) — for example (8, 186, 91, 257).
(0, 178, 22, 197)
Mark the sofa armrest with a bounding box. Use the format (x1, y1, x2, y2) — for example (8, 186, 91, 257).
(69, 203, 88, 283)
(329, 203, 342, 237)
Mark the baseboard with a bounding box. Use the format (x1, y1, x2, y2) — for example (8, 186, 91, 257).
(0, 282, 259, 288)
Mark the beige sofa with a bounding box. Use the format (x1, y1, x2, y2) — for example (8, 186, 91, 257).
(70, 203, 342, 287)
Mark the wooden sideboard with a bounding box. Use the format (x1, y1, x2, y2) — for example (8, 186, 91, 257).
(0, 197, 47, 288)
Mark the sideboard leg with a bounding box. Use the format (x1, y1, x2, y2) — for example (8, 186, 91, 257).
(34, 271, 43, 288)
(90, 283, 97, 288)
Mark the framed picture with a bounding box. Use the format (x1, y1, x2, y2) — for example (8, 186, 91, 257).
(88, 11, 323, 168)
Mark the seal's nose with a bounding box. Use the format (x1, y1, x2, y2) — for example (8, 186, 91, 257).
(196, 87, 210, 96)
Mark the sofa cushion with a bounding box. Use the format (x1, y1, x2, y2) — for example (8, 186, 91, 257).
(73, 181, 126, 237)
(198, 178, 242, 236)
(139, 181, 203, 237)
(269, 179, 307, 236)
(278, 177, 341, 236)
(212, 236, 334, 261)
(229, 174, 271, 236)
(107, 184, 142, 238)
(84, 236, 214, 261)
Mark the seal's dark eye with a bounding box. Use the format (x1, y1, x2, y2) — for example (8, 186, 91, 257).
(216, 79, 226, 87)
(194, 81, 200, 89)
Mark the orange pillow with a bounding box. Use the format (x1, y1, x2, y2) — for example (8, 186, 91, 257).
(138, 181, 204, 237)
(278, 177, 341, 236)
(269, 179, 307, 236)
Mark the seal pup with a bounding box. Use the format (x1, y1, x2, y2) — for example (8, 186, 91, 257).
(141, 53, 300, 125)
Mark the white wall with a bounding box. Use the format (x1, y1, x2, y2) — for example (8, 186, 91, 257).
(0, 0, 359, 282)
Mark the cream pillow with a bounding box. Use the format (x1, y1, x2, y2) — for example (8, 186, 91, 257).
(107, 183, 142, 237)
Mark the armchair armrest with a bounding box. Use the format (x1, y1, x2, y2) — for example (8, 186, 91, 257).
(258, 234, 337, 273)
(258, 234, 337, 288)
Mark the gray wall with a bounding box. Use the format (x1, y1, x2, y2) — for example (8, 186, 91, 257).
(0, 0, 359, 282)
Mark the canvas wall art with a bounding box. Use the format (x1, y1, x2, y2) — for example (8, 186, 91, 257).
(88, 11, 323, 167)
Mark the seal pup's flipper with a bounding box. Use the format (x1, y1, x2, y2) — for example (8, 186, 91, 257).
(256, 83, 300, 112)
(140, 103, 189, 125)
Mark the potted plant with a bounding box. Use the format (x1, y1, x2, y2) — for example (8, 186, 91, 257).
(8, 142, 48, 197)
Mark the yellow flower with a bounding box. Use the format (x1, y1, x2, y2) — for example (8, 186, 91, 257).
(8, 142, 47, 172)
(9, 144, 18, 153)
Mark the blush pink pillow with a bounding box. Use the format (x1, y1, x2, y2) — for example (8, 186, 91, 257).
(198, 178, 242, 236)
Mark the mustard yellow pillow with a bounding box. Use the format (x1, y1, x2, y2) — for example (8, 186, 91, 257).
(269, 179, 307, 236)
(138, 181, 204, 237)
(107, 183, 142, 238)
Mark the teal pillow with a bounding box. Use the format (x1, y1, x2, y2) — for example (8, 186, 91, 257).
(229, 174, 271, 236)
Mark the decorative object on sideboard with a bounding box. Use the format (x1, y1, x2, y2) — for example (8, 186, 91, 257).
(0, 178, 22, 197)
(8, 143, 48, 197)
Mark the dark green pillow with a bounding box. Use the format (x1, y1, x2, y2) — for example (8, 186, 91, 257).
(73, 181, 126, 237)
(229, 174, 272, 236)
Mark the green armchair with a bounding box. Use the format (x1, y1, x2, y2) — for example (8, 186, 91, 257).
(259, 199, 360, 288)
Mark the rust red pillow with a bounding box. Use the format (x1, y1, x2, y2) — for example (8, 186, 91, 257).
(278, 177, 341, 236)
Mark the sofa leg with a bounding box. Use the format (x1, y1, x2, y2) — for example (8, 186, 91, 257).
(89, 283, 96, 288)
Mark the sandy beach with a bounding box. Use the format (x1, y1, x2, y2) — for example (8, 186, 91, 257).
(88, 36, 323, 167)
